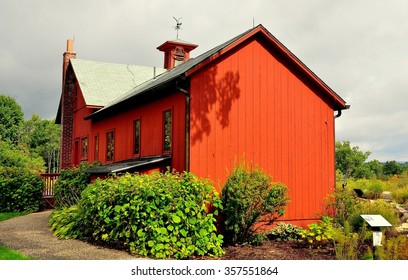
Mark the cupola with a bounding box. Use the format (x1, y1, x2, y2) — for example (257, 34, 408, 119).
(157, 39, 198, 70)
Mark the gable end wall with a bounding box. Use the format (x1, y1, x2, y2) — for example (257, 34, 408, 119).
(189, 38, 336, 226)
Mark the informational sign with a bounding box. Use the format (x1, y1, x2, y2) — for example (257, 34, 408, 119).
(360, 214, 392, 248)
(360, 214, 392, 227)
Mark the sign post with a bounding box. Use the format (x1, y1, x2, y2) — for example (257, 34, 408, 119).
(360, 215, 392, 260)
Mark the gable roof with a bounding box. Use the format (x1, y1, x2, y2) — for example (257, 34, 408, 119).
(86, 24, 348, 120)
(71, 59, 166, 107)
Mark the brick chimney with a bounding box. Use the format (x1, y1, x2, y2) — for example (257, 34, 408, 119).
(157, 39, 197, 69)
(60, 39, 77, 170)
(62, 39, 76, 88)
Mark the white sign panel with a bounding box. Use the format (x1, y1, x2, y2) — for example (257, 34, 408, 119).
(360, 214, 392, 227)
(373, 231, 383, 246)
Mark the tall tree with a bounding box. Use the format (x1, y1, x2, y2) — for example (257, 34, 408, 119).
(335, 141, 371, 186)
(366, 159, 384, 179)
(0, 140, 44, 172)
(22, 114, 61, 173)
(0, 95, 24, 144)
(383, 160, 403, 176)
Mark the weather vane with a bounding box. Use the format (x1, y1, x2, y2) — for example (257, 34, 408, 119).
(173, 17, 182, 39)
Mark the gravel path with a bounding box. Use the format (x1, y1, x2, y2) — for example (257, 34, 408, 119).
(0, 210, 145, 260)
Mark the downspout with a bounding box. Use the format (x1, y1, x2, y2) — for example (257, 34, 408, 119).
(334, 105, 350, 119)
(176, 79, 190, 172)
(334, 110, 342, 119)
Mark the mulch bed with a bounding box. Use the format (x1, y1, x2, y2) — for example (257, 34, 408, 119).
(192, 240, 336, 260)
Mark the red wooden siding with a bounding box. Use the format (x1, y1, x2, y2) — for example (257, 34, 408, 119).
(87, 93, 186, 172)
(72, 83, 93, 165)
(189, 38, 335, 226)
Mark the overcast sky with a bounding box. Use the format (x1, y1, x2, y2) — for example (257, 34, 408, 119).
(1, 0, 407, 162)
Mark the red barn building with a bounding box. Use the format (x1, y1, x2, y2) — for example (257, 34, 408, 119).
(56, 25, 348, 226)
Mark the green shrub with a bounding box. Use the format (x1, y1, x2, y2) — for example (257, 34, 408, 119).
(326, 188, 358, 227)
(393, 186, 408, 205)
(332, 228, 359, 259)
(53, 162, 92, 209)
(332, 221, 371, 260)
(366, 180, 384, 199)
(66, 171, 224, 259)
(248, 233, 268, 246)
(221, 162, 289, 245)
(49, 205, 83, 239)
(267, 222, 302, 241)
(0, 166, 44, 212)
(300, 216, 334, 245)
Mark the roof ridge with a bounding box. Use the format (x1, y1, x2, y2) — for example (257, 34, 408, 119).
(72, 58, 165, 70)
(85, 24, 346, 120)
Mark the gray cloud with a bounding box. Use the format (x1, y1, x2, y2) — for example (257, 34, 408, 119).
(1, 0, 407, 162)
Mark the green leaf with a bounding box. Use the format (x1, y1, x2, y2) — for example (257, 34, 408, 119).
(147, 240, 155, 247)
(172, 215, 181, 223)
(137, 229, 145, 237)
(159, 227, 168, 235)
(180, 229, 188, 237)
(199, 229, 208, 236)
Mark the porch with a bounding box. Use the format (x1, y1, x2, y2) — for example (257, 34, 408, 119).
(40, 173, 59, 208)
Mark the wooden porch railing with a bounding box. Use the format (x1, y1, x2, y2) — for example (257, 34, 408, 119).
(40, 173, 59, 197)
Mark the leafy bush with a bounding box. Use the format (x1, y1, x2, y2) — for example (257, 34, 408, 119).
(221, 162, 289, 245)
(332, 228, 359, 259)
(366, 180, 384, 199)
(267, 222, 302, 241)
(300, 216, 334, 245)
(332, 221, 371, 260)
(49, 205, 83, 239)
(326, 188, 358, 227)
(53, 162, 93, 209)
(393, 186, 408, 205)
(51, 171, 224, 259)
(0, 166, 44, 212)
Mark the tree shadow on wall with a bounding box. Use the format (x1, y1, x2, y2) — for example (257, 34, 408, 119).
(190, 66, 241, 144)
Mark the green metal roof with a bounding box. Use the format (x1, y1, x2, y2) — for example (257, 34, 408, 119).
(71, 59, 166, 107)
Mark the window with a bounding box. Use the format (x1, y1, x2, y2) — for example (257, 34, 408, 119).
(133, 119, 141, 156)
(163, 110, 172, 152)
(80, 137, 88, 160)
(94, 135, 99, 162)
(106, 130, 115, 162)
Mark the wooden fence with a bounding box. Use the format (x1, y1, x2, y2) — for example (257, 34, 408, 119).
(40, 173, 59, 197)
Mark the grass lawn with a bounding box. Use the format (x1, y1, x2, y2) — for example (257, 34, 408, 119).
(0, 245, 33, 260)
(0, 212, 27, 222)
(0, 212, 34, 260)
